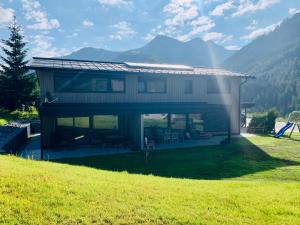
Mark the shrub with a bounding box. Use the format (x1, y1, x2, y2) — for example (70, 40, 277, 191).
(265, 109, 278, 132)
(249, 109, 278, 133)
(0, 107, 39, 125)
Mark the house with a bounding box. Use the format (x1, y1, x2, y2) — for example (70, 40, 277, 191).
(27, 57, 253, 158)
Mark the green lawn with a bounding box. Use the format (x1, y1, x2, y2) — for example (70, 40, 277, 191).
(1, 134, 300, 224)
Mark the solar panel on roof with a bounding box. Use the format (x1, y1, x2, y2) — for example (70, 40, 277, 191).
(125, 62, 194, 71)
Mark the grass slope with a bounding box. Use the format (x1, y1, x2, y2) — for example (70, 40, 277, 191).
(1, 135, 300, 224)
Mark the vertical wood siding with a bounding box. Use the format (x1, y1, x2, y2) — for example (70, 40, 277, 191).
(38, 70, 241, 133)
(38, 71, 223, 103)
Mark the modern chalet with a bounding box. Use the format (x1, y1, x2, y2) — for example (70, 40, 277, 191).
(27, 57, 253, 158)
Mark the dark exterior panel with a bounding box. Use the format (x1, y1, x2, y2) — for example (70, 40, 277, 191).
(39, 102, 228, 117)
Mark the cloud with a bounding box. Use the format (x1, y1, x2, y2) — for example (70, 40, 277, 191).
(82, 20, 94, 28)
(145, 1, 230, 43)
(241, 21, 281, 40)
(110, 21, 136, 40)
(67, 32, 78, 38)
(21, 0, 60, 30)
(143, 25, 166, 41)
(246, 20, 258, 31)
(220, 34, 233, 43)
(162, 1, 219, 42)
(0, 7, 14, 26)
(177, 16, 215, 41)
(143, 33, 155, 41)
(232, 0, 280, 17)
(203, 32, 224, 41)
(30, 35, 69, 57)
(164, 0, 198, 27)
(210, 1, 235, 16)
(225, 45, 241, 51)
(204, 0, 223, 4)
(288, 8, 300, 15)
(97, 0, 132, 7)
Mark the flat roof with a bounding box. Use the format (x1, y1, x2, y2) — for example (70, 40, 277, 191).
(27, 57, 254, 78)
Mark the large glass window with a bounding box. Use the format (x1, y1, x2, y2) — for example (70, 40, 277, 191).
(171, 114, 186, 130)
(207, 78, 231, 94)
(189, 113, 204, 132)
(57, 117, 73, 127)
(54, 73, 125, 93)
(73, 78, 92, 92)
(111, 79, 125, 92)
(93, 78, 108, 92)
(93, 115, 118, 129)
(144, 114, 168, 128)
(147, 80, 165, 93)
(74, 117, 89, 128)
(54, 77, 73, 92)
(138, 78, 166, 93)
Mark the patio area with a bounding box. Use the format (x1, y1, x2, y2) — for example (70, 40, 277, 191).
(20, 133, 229, 160)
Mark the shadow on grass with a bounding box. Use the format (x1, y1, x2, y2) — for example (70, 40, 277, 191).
(54, 137, 299, 180)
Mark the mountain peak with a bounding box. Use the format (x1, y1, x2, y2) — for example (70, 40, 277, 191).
(152, 35, 177, 41)
(147, 35, 181, 46)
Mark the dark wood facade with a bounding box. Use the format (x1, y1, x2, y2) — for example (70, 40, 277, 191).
(27, 58, 251, 157)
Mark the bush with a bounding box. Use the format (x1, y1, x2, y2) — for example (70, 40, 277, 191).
(249, 109, 278, 133)
(0, 107, 39, 125)
(266, 109, 278, 132)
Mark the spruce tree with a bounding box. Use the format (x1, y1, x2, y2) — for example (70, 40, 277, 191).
(0, 17, 37, 110)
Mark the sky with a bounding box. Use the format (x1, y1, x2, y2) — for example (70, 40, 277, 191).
(0, 0, 300, 58)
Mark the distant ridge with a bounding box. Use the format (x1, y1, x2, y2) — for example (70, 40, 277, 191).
(64, 35, 235, 67)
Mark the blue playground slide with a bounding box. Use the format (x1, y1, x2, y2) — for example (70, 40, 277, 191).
(274, 122, 293, 138)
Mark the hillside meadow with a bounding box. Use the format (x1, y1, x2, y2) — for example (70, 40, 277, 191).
(0, 134, 300, 224)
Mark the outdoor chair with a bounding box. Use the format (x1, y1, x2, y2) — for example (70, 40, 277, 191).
(163, 133, 171, 144)
(171, 132, 179, 143)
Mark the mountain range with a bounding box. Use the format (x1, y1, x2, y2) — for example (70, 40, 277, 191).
(65, 13, 300, 115)
(65, 35, 235, 67)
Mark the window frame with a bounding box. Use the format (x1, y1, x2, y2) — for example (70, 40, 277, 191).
(138, 78, 167, 94)
(54, 72, 126, 93)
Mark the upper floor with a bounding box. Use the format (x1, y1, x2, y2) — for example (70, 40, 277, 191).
(28, 57, 251, 105)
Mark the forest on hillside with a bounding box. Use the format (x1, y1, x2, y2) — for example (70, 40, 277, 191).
(225, 13, 300, 115)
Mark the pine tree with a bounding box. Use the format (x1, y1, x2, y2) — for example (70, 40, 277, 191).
(0, 17, 37, 110)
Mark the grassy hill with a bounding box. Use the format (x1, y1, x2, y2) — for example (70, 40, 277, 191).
(1, 135, 300, 224)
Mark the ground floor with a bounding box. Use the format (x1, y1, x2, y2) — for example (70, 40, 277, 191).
(39, 102, 239, 159)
